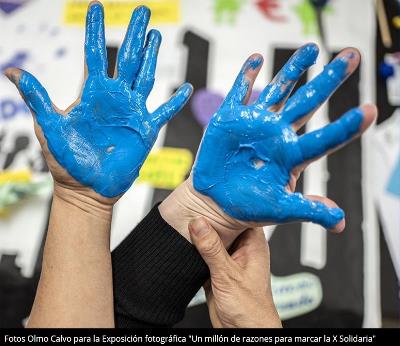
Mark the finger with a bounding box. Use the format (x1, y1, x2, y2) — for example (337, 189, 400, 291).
(256, 43, 318, 110)
(230, 228, 268, 267)
(296, 105, 377, 165)
(305, 195, 345, 233)
(283, 48, 360, 128)
(117, 6, 150, 83)
(134, 29, 162, 97)
(151, 83, 193, 127)
(283, 192, 345, 231)
(85, 1, 107, 76)
(189, 218, 234, 275)
(5, 68, 55, 126)
(221, 54, 263, 108)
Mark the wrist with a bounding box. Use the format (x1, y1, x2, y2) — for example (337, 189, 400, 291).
(53, 183, 113, 222)
(159, 178, 247, 248)
(231, 303, 282, 328)
(258, 305, 282, 328)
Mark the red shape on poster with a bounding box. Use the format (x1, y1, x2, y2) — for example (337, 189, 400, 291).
(255, 0, 286, 22)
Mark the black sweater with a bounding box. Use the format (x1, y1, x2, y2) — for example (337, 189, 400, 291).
(111, 203, 210, 328)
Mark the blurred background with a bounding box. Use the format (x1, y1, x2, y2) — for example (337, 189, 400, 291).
(0, 0, 399, 328)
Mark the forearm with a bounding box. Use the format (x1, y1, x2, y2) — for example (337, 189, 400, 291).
(112, 203, 210, 328)
(27, 184, 114, 328)
(112, 179, 250, 328)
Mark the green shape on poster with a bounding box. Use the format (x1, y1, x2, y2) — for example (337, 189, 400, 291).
(293, 0, 333, 36)
(214, 0, 246, 24)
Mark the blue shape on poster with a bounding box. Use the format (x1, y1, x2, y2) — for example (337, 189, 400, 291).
(386, 157, 400, 197)
(0, 0, 30, 14)
(0, 98, 30, 120)
(1, 52, 28, 72)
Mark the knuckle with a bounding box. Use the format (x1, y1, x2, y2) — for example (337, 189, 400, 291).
(201, 236, 223, 259)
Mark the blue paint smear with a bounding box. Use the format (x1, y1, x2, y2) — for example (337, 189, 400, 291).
(16, 4, 192, 198)
(194, 48, 360, 229)
(386, 157, 400, 197)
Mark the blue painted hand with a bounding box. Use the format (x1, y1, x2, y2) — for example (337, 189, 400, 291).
(5, 2, 192, 199)
(193, 44, 377, 231)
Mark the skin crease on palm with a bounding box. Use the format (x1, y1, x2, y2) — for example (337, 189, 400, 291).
(193, 44, 378, 233)
(5, 1, 192, 200)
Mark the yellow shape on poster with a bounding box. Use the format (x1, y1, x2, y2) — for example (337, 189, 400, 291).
(0, 170, 31, 184)
(64, 0, 180, 26)
(138, 147, 192, 189)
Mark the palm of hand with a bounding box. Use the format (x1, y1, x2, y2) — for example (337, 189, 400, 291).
(8, 4, 191, 199)
(205, 105, 305, 222)
(42, 77, 158, 197)
(194, 45, 369, 229)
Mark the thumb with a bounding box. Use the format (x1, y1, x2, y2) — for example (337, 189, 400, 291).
(4, 68, 55, 125)
(189, 218, 233, 276)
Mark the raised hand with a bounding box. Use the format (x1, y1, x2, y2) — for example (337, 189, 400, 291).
(193, 44, 377, 231)
(5, 2, 192, 200)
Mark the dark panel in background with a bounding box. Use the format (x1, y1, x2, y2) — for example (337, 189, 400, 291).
(107, 46, 118, 78)
(269, 50, 363, 328)
(152, 31, 209, 204)
(325, 51, 363, 323)
(0, 199, 51, 328)
(179, 47, 309, 328)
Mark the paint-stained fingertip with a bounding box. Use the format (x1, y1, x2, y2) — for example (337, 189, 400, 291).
(148, 29, 162, 44)
(179, 82, 194, 98)
(3, 67, 22, 86)
(244, 53, 263, 71)
(302, 42, 319, 52)
(134, 5, 151, 18)
(327, 208, 346, 233)
(336, 47, 361, 73)
(329, 216, 346, 234)
(88, 0, 104, 11)
(87, 0, 104, 23)
(296, 42, 319, 65)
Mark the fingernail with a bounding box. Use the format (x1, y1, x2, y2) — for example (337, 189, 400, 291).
(4, 68, 18, 85)
(189, 218, 210, 237)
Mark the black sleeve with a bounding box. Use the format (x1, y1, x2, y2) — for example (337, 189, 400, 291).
(111, 203, 210, 328)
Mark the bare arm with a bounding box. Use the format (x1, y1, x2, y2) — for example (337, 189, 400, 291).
(5, 1, 191, 328)
(27, 186, 114, 327)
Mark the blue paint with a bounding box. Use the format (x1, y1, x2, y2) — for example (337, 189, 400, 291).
(12, 3, 192, 198)
(193, 47, 361, 229)
(283, 54, 350, 123)
(386, 157, 400, 197)
(257, 43, 319, 107)
(379, 62, 395, 80)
